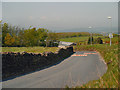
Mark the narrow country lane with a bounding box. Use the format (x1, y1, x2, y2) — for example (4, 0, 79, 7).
(2, 51, 107, 88)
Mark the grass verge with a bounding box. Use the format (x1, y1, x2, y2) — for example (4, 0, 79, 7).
(2, 47, 60, 54)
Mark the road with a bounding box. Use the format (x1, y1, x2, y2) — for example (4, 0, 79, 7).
(2, 51, 107, 88)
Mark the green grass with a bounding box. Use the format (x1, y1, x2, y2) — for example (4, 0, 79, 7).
(102, 37, 118, 43)
(60, 36, 118, 45)
(70, 44, 118, 88)
(2, 47, 60, 53)
(59, 36, 105, 43)
(59, 36, 89, 43)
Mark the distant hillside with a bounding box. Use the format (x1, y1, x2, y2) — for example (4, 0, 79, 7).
(56, 32, 102, 39)
(55, 27, 118, 34)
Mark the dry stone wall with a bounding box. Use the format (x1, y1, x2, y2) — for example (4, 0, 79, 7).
(2, 46, 73, 81)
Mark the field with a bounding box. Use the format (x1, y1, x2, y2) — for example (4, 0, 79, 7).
(60, 36, 118, 48)
(60, 36, 118, 43)
(102, 36, 118, 43)
(2, 47, 60, 54)
(60, 36, 89, 43)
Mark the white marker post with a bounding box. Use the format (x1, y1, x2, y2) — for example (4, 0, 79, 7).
(107, 16, 112, 46)
(109, 33, 113, 46)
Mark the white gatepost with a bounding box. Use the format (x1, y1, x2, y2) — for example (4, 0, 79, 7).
(109, 33, 113, 46)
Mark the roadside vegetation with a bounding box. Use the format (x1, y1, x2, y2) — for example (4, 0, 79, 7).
(2, 47, 59, 54)
(73, 44, 118, 88)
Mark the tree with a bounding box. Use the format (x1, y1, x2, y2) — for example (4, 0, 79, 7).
(0, 21, 2, 46)
(18, 30, 24, 46)
(23, 28, 37, 46)
(0, 20, 1, 32)
(4, 33, 15, 46)
(2, 23, 9, 46)
(22, 27, 48, 46)
(95, 37, 103, 44)
(46, 32, 59, 47)
(36, 28, 48, 46)
(12, 34, 20, 46)
(88, 37, 94, 44)
(1, 22, 59, 47)
(88, 37, 90, 44)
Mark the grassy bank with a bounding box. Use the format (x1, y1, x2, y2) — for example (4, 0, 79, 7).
(70, 44, 118, 88)
(2, 47, 59, 54)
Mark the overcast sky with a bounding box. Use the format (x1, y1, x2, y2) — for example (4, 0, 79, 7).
(0, 2, 1, 20)
(1, 2, 118, 32)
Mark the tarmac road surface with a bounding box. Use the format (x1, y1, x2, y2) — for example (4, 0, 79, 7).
(2, 51, 107, 88)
